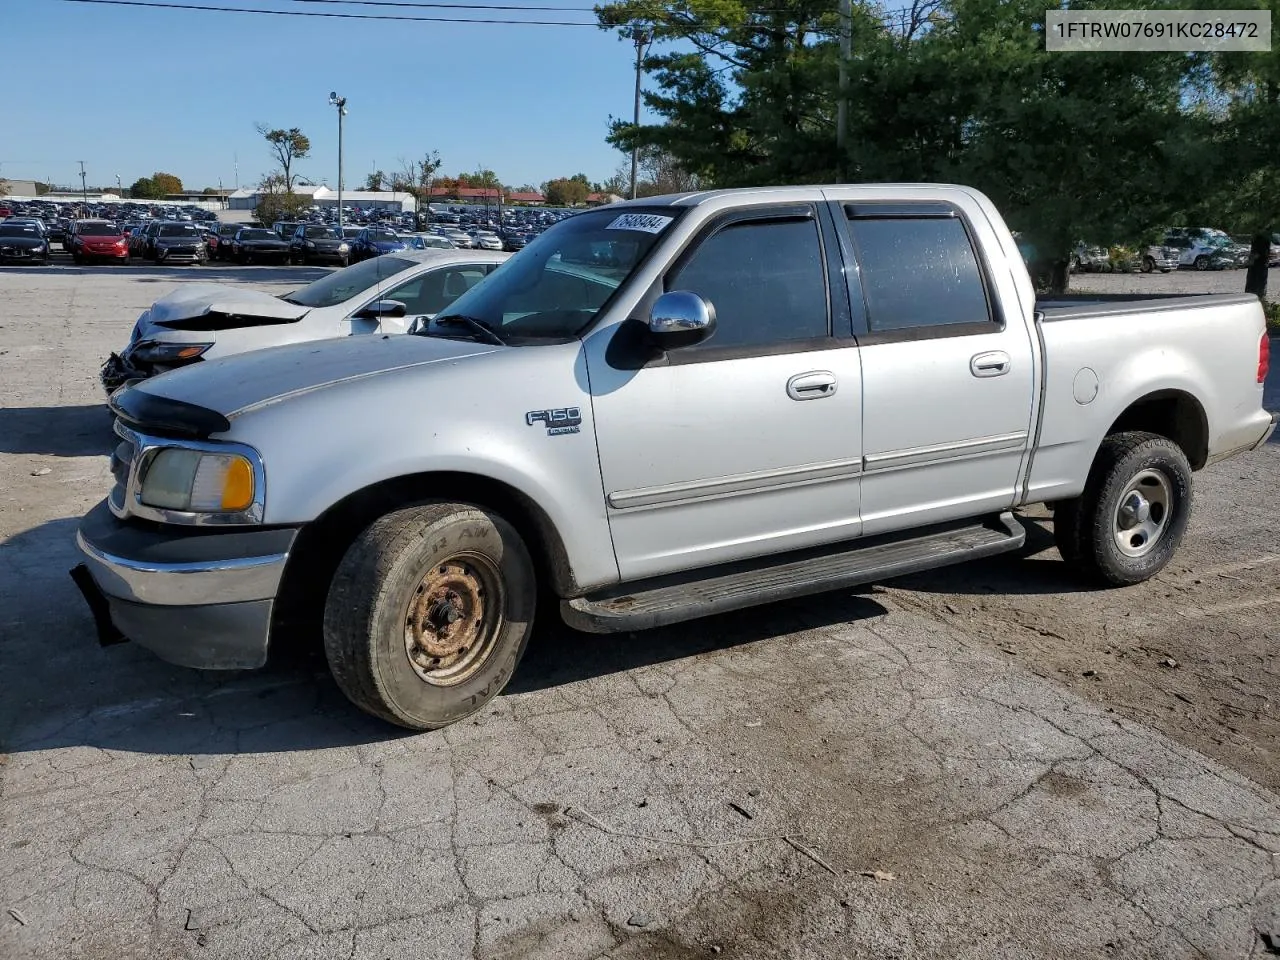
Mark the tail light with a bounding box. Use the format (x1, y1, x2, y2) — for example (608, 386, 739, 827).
(1261, 331, 1271, 384)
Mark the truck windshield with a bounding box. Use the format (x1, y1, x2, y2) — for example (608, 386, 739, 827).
(429, 207, 676, 341)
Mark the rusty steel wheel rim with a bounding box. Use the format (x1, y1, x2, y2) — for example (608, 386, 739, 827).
(403, 553, 504, 686)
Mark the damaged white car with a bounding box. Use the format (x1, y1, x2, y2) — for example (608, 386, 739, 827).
(100, 249, 508, 393)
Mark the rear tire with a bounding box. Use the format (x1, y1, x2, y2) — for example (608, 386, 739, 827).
(1065, 431, 1193, 586)
(323, 502, 536, 730)
(1141, 256, 1155, 273)
(1195, 255, 1209, 271)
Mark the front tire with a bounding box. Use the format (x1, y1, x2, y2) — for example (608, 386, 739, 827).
(1060, 431, 1193, 586)
(1141, 256, 1155, 273)
(1195, 255, 1209, 271)
(323, 502, 536, 730)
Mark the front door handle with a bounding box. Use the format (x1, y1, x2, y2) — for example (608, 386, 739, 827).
(787, 371, 838, 400)
(970, 351, 1011, 378)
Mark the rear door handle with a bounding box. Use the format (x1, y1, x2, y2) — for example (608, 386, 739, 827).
(787, 371, 838, 400)
(970, 351, 1011, 378)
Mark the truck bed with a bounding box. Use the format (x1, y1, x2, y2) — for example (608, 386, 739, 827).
(1037, 292, 1259, 322)
(1026, 291, 1269, 507)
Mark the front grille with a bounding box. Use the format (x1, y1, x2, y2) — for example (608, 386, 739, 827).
(110, 439, 133, 488)
(108, 423, 139, 512)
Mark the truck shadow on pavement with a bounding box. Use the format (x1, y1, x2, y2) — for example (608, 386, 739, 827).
(886, 516, 1088, 598)
(507, 592, 890, 697)
(0, 403, 114, 457)
(1, 514, 1081, 759)
(0, 514, 895, 757)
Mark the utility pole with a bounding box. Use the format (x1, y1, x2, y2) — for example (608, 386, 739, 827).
(629, 28, 650, 200)
(115, 174, 121, 195)
(329, 92, 348, 231)
(836, 0, 851, 181)
(78, 160, 88, 211)
(234, 152, 239, 191)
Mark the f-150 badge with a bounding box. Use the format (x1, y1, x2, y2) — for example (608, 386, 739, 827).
(526, 407, 582, 436)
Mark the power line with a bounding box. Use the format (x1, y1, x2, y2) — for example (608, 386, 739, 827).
(281, 0, 595, 12)
(53, 0, 936, 33)
(52, 0, 599, 25)
(54, 0, 939, 28)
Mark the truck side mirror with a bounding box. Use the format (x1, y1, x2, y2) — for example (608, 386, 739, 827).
(648, 291, 716, 349)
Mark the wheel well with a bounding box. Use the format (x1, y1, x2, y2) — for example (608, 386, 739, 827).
(270, 472, 578, 653)
(1106, 390, 1208, 469)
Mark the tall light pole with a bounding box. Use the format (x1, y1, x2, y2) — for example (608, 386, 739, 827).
(629, 29, 650, 200)
(115, 174, 121, 195)
(329, 91, 348, 230)
(78, 160, 88, 210)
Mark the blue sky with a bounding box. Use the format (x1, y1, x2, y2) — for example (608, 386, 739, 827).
(3, 0, 647, 192)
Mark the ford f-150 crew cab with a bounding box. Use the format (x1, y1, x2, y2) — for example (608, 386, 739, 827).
(71, 185, 1277, 731)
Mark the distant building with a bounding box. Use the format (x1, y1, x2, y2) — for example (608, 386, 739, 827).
(225, 185, 415, 213)
(586, 192, 623, 206)
(426, 186, 503, 203)
(505, 191, 546, 205)
(0, 179, 42, 198)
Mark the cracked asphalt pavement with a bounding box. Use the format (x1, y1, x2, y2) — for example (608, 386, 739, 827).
(2, 263, 1279, 959)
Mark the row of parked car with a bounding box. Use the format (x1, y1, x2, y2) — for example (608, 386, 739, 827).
(0, 213, 553, 266)
(1072, 228, 1280, 274)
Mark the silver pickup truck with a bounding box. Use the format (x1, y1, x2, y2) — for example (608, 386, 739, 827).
(72, 185, 1276, 731)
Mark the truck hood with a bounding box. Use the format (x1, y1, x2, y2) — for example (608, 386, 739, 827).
(135, 332, 500, 419)
(140, 283, 310, 334)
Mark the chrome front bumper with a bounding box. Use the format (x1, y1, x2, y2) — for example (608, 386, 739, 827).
(75, 530, 287, 606)
(72, 500, 297, 669)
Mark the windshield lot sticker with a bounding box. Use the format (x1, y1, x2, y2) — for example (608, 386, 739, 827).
(526, 407, 582, 436)
(606, 214, 674, 234)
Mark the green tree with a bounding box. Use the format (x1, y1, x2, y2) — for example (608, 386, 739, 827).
(364, 170, 386, 191)
(599, 0, 1200, 292)
(544, 177, 590, 206)
(253, 172, 309, 227)
(151, 171, 183, 195)
(1201, 0, 1280, 297)
(940, 0, 1200, 292)
(256, 124, 311, 190)
(129, 176, 160, 199)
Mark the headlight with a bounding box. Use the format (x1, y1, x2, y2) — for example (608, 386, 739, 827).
(129, 339, 213, 363)
(338, 242, 349, 251)
(139, 448, 256, 513)
(305, 240, 316, 248)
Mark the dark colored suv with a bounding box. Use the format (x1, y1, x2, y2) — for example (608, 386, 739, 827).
(289, 224, 351, 266)
(132, 221, 207, 264)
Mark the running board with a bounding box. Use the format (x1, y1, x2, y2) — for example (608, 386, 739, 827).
(562, 512, 1025, 634)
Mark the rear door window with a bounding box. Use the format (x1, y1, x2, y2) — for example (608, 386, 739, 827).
(844, 212, 993, 334)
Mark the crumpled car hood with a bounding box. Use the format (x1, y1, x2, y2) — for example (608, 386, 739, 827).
(140, 284, 311, 333)
(136, 332, 499, 419)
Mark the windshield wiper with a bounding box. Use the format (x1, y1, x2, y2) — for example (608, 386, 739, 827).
(424, 314, 507, 346)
